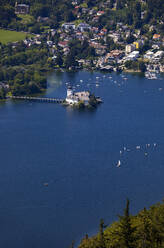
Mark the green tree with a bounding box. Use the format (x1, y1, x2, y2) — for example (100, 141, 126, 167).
(138, 61, 146, 73)
(88, 94, 97, 108)
(65, 53, 78, 69)
(136, 208, 152, 248)
(55, 53, 63, 67)
(119, 199, 135, 248)
(0, 87, 6, 99)
(99, 219, 105, 248)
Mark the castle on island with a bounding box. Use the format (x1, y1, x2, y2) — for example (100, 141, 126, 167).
(65, 87, 91, 105)
(65, 87, 102, 106)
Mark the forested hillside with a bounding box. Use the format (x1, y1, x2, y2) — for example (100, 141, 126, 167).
(78, 199, 164, 248)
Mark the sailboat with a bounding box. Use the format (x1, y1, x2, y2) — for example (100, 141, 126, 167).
(116, 160, 121, 167)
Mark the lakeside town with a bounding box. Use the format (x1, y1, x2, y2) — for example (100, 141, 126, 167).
(0, 0, 164, 98)
(15, 0, 164, 75)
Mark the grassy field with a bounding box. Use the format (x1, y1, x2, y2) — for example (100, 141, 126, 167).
(0, 29, 32, 44)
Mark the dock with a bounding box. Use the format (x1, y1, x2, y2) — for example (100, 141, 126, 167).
(7, 95, 64, 104)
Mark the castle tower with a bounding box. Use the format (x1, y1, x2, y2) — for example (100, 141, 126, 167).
(67, 87, 73, 98)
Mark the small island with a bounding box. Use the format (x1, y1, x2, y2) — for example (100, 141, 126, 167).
(65, 86, 102, 108)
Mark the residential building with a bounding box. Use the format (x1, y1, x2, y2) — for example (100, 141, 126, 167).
(77, 23, 91, 32)
(15, 3, 29, 14)
(62, 23, 76, 30)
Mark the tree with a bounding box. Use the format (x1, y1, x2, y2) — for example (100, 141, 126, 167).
(126, 35, 135, 44)
(119, 199, 135, 248)
(137, 208, 152, 248)
(88, 94, 98, 108)
(69, 240, 75, 248)
(99, 219, 105, 248)
(55, 53, 63, 67)
(65, 53, 78, 69)
(138, 61, 146, 73)
(64, 10, 75, 22)
(0, 87, 6, 99)
(77, 100, 85, 109)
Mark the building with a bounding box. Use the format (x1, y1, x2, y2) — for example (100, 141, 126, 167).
(77, 23, 91, 32)
(125, 44, 136, 54)
(153, 51, 164, 61)
(144, 51, 154, 60)
(58, 41, 69, 48)
(37, 16, 50, 22)
(97, 11, 105, 16)
(153, 34, 161, 40)
(133, 40, 144, 49)
(106, 50, 124, 61)
(62, 23, 76, 31)
(125, 51, 139, 61)
(65, 87, 90, 105)
(15, 3, 29, 14)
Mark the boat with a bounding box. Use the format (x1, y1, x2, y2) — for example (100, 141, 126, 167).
(145, 71, 157, 80)
(116, 160, 121, 167)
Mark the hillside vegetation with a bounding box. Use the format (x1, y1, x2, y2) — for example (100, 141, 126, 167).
(0, 0, 164, 34)
(78, 199, 164, 248)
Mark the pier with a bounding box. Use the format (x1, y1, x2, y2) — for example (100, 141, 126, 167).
(7, 95, 64, 104)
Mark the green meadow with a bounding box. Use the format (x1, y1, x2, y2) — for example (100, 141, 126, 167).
(0, 29, 32, 44)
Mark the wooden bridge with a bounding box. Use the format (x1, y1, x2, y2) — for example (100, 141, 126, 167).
(7, 95, 64, 104)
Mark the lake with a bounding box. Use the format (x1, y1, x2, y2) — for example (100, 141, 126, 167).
(0, 70, 164, 248)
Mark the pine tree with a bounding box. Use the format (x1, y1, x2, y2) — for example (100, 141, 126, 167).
(119, 199, 135, 248)
(99, 219, 105, 248)
(137, 207, 152, 248)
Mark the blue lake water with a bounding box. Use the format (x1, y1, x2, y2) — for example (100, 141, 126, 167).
(0, 70, 164, 248)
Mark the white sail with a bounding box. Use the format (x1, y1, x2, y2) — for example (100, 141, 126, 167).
(117, 160, 121, 167)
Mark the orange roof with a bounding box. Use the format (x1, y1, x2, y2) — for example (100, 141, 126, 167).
(153, 34, 161, 39)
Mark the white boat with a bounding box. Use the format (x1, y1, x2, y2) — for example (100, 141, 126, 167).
(145, 71, 157, 80)
(116, 160, 121, 167)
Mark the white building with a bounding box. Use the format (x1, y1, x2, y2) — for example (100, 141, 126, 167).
(153, 51, 164, 59)
(125, 51, 139, 61)
(125, 44, 136, 54)
(144, 51, 154, 60)
(77, 23, 91, 32)
(65, 87, 79, 104)
(65, 87, 90, 105)
(62, 23, 76, 30)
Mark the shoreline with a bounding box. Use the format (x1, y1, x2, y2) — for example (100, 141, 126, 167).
(1, 68, 163, 102)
